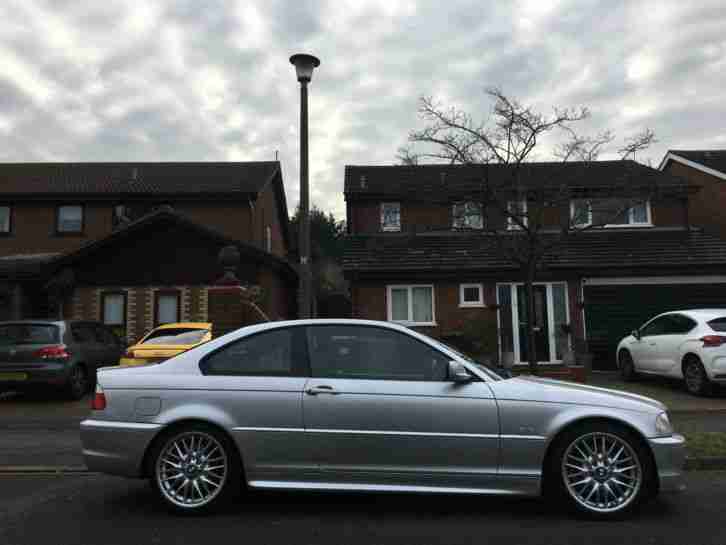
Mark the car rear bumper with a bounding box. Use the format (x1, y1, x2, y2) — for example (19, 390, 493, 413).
(0, 362, 71, 388)
(80, 419, 163, 478)
(650, 434, 687, 493)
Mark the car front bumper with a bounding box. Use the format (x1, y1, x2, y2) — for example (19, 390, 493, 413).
(80, 418, 163, 478)
(650, 434, 687, 493)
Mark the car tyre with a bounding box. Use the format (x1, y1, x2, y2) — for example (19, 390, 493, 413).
(683, 356, 712, 397)
(150, 423, 242, 515)
(618, 351, 638, 382)
(548, 421, 654, 520)
(65, 364, 89, 400)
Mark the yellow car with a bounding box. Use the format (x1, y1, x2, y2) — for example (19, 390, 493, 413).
(120, 322, 212, 366)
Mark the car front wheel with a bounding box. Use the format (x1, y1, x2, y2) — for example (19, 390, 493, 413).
(151, 424, 241, 514)
(550, 422, 653, 520)
(65, 364, 89, 400)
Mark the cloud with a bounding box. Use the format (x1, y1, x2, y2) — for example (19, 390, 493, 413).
(0, 0, 724, 217)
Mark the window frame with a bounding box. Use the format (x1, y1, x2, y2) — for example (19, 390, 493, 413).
(380, 202, 401, 232)
(55, 204, 85, 235)
(386, 284, 436, 326)
(0, 204, 12, 235)
(601, 199, 652, 228)
(101, 291, 127, 327)
(265, 225, 272, 252)
(199, 325, 309, 377)
(305, 323, 452, 382)
(506, 199, 528, 230)
(570, 199, 593, 228)
(452, 201, 484, 230)
(459, 283, 485, 308)
(154, 290, 181, 326)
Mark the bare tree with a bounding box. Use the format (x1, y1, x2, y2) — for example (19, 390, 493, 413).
(400, 88, 656, 374)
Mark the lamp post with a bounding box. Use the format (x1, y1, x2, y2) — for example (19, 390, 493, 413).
(290, 53, 320, 319)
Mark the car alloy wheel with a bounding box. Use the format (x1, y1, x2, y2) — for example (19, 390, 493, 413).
(67, 365, 88, 400)
(619, 352, 637, 381)
(684, 358, 710, 396)
(155, 430, 230, 511)
(561, 431, 643, 516)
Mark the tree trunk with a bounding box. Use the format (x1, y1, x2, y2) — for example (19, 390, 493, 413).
(524, 266, 539, 375)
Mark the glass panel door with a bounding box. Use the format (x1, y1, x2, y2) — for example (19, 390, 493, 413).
(516, 285, 550, 363)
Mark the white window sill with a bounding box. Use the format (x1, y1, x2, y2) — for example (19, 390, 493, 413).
(459, 303, 486, 308)
(390, 320, 437, 327)
(602, 223, 653, 229)
(381, 227, 401, 232)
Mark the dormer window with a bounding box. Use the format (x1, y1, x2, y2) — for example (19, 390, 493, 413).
(506, 200, 528, 230)
(56, 205, 84, 234)
(570, 198, 651, 228)
(380, 202, 401, 232)
(452, 202, 483, 230)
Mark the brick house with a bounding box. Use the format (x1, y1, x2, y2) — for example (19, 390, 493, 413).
(343, 161, 726, 371)
(0, 162, 297, 344)
(659, 150, 726, 239)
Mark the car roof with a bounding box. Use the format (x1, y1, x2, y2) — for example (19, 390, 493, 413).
(658, 309, 726, 320)
(153, 322, 212, 330)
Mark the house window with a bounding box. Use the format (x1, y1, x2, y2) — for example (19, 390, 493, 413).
(57, 205, 84, 233)
(0, 206, 11, 234)
(380, 202, 401, 232)
(581, 198, 652, 227)
(387, 285, 435, 325)
(459, 283, 484, 307)
(155, 291, 180, 325)
(452, 202, 483, 229)
(507, 200, 528, 230)
(101, 292, 127, 342)
(570, 199, 593, 227)
(265, 226, 272, 252)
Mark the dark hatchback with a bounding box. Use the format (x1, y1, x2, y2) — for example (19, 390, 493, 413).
(0, 320, 124, 399)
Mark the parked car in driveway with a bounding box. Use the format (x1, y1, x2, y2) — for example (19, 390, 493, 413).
(80, 319, 685, 519)
(120, 322, 212, 366)
(617, 309, 726, 396)
(0, 320, 123, 399)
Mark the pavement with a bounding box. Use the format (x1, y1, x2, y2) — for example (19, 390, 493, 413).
(0, 472, 724, 545)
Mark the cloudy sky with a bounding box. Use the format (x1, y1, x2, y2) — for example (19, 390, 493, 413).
(1, 0, 725, 218)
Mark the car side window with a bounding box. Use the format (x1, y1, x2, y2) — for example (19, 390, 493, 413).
(666, 314, 696, 335)
(95, 325, 120, 346)
(306, 325, 450, 381)
(200, 327, 306, 377)
(640, 316, 671, 337)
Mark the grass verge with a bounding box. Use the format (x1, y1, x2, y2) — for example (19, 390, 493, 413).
(684, 432, 726, 458)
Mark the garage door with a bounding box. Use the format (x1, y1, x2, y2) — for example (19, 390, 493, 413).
(584, 282, 726, 370)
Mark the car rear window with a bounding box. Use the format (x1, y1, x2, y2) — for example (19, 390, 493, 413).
(141, 328, 208, 346)
(0, 324, 60, 345)
(707, 317, 726, 332)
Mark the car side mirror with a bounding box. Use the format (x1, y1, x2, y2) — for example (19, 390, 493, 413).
(632, 329, 641, 340)
(448, 361, 472, 383)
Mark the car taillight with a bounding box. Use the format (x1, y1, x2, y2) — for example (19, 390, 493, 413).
(33, 345, 71, 360)
(700, 335, 726, 348)
(91, 383, 106, 411)
(123, 349, 135, 359)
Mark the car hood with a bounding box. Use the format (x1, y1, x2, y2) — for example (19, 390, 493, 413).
(489, 376, 667, 414)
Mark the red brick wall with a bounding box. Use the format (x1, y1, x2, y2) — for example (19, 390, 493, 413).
(665, 161, 726, 237)
(254, 183, 287, 257)
(258, 268, 293, 320)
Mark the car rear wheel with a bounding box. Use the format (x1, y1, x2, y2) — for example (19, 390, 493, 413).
(151, 424, 241, 515)
(549, 422, 653, 520)
(683, 356, 712, 396)
(618, 351, 638, 382)
(65, 364, 89, 400)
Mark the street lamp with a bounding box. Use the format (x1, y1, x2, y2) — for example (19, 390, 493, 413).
(290, 53, 320, 319)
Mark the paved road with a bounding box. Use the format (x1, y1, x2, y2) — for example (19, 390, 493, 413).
(0, 472, 724, 545)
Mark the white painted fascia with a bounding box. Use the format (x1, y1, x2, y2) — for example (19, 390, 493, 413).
(658, 152, 726, 181)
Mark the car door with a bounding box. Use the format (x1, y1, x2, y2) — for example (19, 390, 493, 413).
(198, 325, 314, 484)
(630, 316, 669, 372)
(654, 314, 696, 374)
(302, 324, 499, 490)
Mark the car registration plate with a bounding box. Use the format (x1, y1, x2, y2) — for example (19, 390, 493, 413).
(0, 372, 28, 381)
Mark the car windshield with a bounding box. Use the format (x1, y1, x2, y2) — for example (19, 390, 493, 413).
(141, 328, 209, 346)
(0, 323, 60, 345)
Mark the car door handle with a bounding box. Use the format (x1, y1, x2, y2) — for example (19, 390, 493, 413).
(305, 385, 339, 396)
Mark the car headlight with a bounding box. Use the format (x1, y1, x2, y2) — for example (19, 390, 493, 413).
(655, 412, 673, 436)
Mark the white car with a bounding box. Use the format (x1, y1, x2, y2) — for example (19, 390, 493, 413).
(616, 309, 726, 396)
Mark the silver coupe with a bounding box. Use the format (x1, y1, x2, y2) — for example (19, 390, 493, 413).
(80, 319, 685, 519)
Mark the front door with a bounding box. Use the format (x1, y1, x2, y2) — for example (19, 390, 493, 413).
(517, 285, 550, 363)
(302, 324, 500, 489)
